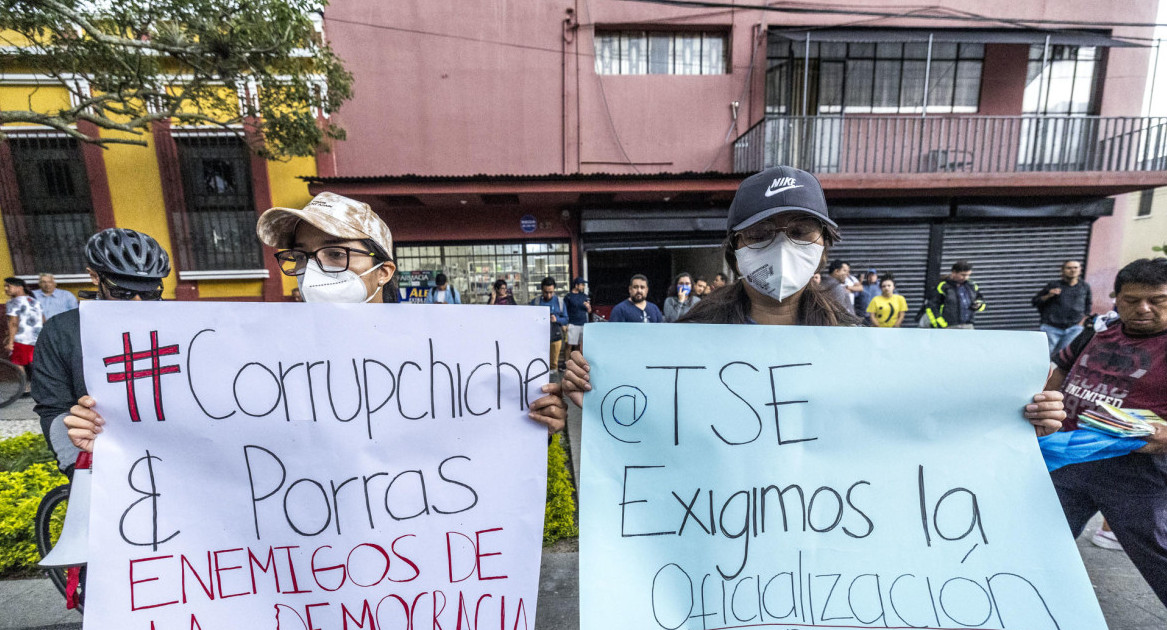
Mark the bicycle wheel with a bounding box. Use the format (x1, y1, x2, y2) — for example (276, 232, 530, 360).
(0, 357, 24, 408)
(35, 483, 83, 611)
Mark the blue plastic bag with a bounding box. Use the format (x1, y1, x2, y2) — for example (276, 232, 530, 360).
(1039, 429, 1146, 472)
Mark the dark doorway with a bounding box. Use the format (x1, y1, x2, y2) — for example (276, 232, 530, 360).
(586, 249, 672, 313)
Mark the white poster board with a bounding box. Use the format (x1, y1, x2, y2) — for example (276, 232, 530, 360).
(80, 302, 550, 630)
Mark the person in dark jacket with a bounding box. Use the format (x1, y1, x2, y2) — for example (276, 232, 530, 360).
(925, 260, 985, 329)
(33, 229, 172, 475)
(1033, 260, 1092, 355)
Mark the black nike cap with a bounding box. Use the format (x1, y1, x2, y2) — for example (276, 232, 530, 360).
(727, 165, 835, 232)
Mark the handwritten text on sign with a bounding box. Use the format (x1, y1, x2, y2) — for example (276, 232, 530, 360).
(580, 324, 1106, 630)
(81, 302, 550, 630)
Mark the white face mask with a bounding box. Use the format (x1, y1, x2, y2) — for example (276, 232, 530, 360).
(735, 235, 824, 302)
(298, 260, 384, 304)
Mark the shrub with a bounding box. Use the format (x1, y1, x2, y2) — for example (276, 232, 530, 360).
(544, 434, 578, 545)
(0, 432, 56, 472)
(0, 460, 67, 575)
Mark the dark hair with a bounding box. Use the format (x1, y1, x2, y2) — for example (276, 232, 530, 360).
(435, 273, 448, 286)
(1114, 258, 1167, 295)
(879, 273, 896, 285)
(682, 226, 860, 327)
(541, 276, 556, 288)
(630, 274, 648, 285)
(695, 276, 708, 284)
(493, 279, 508, 290)
(714, 273, 728, 282)
(952, 260, 973, 273)
(4, 277, 27, 295)
(828, 260, 848, 274)
(667, 272, 693, 297)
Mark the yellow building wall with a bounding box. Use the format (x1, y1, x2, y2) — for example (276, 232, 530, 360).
(1, 82, 319, 300)
(1120, 187, 1167, 265)
(0, 84, 72, 123)
(101, 130, 180, 299)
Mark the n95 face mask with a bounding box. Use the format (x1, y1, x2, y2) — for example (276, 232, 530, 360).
(735, 236, 824, 302)
(298, 260, 384, 304)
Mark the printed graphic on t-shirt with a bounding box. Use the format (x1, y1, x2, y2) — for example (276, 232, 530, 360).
(1062, 333, 1167, 427)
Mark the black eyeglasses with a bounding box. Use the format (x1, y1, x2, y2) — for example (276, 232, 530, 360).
(101, 277, 164, 301)
(274, 246, 380, 276)
(736, 217, 825, 249)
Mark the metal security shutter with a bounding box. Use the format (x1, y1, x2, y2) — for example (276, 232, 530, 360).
(831, 223, 932, 314)
(939, 222, 1092, 330)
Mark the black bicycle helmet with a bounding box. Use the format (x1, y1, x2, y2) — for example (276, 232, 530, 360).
(85, 228, 171, 290)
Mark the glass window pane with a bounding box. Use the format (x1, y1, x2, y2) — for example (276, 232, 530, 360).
(848, 43, 874, 57)
(960, 43, 985, 59)
(676, 34, 702, 75)
(927, 60, 956, 110)
(953, 60, 983, 110)
(1071, 59, 1096, 113)
(872, 59, 901, 110)
(1023, 59, 1045, 112)
(1045, 59, 1076, 114)
(649, 33, 672, 74)
(904, 43, 929, 59)
(702, 33, 726, 74)
(819, 42, 845, 59)
(876, 42, 902, 58)
(844, 59, 874, 111)
(931, 42, 958, 60)
(899, 60, 926, 110)
(817, 60, 844, 112)
(595, 33, 619, 74)
(621, 32, 647, 74)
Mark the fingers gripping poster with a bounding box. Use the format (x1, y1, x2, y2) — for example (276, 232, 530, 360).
(581, 324, 1108, 630)
(80, 302, 550, 630)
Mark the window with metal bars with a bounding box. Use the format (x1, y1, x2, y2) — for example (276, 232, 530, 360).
(594, 30, 728, 75)
(174, 133, 263, 271)
(395, 242, 571, 304)
(7, 134, 97, 274)
(766, 41, 984, 115)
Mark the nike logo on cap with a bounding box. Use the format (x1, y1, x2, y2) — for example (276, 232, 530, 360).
(764, 177, 803, 197)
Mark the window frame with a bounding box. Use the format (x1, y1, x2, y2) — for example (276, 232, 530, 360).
(765, 40, 985, 115)
(3, 132, 98, 275)
(395, 240, 572, 305)
(594, 29, 730, 76)
(172, 131, 265, 273)
(1023, 44, 1104, 116)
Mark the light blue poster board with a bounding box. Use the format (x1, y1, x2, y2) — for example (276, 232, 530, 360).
(581, 324, 1107, 630)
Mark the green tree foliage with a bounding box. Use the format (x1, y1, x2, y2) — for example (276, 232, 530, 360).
(0, 0, 353, 159)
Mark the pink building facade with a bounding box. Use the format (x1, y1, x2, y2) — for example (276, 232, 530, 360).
(311, 0, 1167, 326)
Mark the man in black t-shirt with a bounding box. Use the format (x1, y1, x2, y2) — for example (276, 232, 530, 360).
(1034, 260, 1092, 356)
(1046, 258, 1167, 606)
(564, 277, 590, 356)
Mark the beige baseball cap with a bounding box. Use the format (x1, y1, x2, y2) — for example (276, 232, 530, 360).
(256, 192, 394, 257)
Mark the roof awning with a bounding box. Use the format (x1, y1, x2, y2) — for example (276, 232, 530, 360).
(770, 27, 1142, 48)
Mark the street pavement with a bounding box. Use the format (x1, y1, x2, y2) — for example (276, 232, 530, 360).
(3, 399, 1165, 629)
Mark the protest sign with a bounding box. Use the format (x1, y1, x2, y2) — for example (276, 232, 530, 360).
(80, 302, 550, 630)
(581, 324, 1107, 630)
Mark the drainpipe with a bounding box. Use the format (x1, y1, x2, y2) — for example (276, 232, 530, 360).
(921, 33, 933, 118)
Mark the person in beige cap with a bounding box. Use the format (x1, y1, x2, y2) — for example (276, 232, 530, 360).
(255, 192, 567, 433)
(257, 192, 398, 303)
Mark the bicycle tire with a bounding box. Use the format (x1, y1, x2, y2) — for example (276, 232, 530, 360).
(35, 483, 84, 612)
(0, 357, 25, 408)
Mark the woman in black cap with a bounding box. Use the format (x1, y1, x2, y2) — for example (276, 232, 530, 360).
(562, 166, 1066, 435)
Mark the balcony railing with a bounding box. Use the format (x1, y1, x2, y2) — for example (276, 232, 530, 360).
(733, 115, 1167, 175)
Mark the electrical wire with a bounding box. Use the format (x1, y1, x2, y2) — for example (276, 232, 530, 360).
(618, 0, 1167, 30)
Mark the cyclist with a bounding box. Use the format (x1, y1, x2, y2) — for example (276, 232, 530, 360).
(33, 228, 171, 474)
